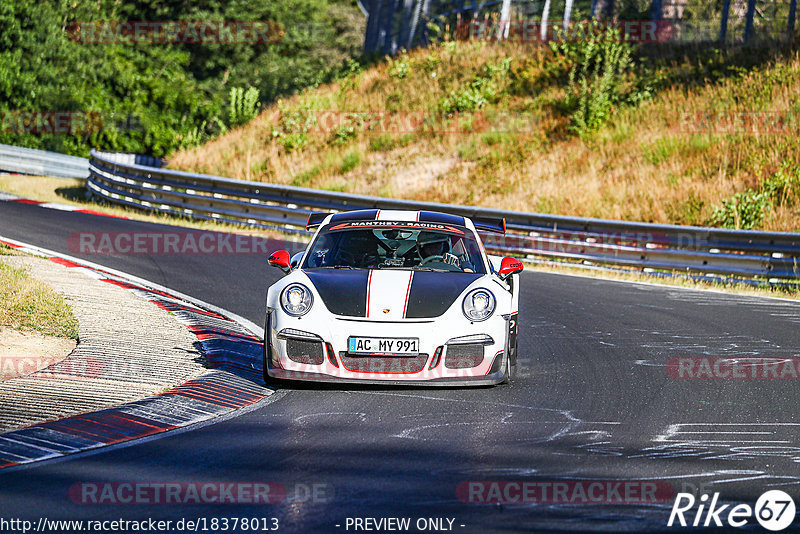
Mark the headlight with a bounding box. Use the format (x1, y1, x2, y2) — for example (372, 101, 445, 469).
(281, 284, 313, 316)
(462, 288, 495, 322)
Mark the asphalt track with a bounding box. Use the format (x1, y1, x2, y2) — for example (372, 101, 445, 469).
(1, 200, 800, 532)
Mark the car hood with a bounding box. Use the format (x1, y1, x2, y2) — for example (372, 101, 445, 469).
(303, 269, 483, 319)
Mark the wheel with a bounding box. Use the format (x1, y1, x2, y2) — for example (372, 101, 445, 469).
(501, 314, 518, 384)
(501, 352, 515, 385)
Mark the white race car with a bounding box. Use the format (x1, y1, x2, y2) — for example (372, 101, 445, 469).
(264, 209, 522, 386)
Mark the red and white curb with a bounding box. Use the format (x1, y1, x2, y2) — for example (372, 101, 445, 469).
(0, 237, 270, 470)
(0, 191, 129, 219)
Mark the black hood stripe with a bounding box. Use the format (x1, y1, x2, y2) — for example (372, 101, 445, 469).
(405, 271, 481, 318)
(304, 269, 481, 319)
(304, 270, 368, 317)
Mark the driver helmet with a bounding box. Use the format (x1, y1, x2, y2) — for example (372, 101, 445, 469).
(416, 231, 449, 261)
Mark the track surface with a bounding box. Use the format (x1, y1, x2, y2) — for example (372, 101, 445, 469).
(2, 200, 800, 532)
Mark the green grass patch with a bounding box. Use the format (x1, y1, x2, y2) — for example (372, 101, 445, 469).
(339, 150, 361, 173)
(0, 260, 78, 339)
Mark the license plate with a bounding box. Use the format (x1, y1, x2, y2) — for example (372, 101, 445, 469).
(348, 337, 419, 355)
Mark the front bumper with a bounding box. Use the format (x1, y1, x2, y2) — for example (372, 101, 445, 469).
(266, 312, 510, 386)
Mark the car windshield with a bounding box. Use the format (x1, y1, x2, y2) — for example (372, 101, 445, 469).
(302, 222, 486, 273)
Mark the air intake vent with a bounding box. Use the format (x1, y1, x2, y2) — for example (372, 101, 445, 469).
(445, 344, 484, 369)
(340, 354, 428, 374)
(286, 339, 324, 365)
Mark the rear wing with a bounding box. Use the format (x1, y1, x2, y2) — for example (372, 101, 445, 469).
(307, 211, 506, 234)
(306, 212, 331, 231)
(473, 217, 506, 234)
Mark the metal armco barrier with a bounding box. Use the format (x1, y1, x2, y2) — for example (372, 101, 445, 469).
(88, 149, 800, 284)
(0, 143, 88, 179)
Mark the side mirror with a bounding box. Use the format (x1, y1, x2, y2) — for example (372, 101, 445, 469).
(498, 257, 523, 280)
(268, 250, 292, 274)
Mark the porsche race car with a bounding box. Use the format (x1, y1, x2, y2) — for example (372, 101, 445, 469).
(264, 209, 522, 386)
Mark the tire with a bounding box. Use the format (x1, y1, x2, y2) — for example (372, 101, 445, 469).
(502, 314, 518, 385)
(262, 313, 277, 386)
(501, 352, 515, 385)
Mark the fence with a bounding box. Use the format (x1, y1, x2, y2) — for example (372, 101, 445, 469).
(0, 143, 88, 179)
(88, 149, 800, 285)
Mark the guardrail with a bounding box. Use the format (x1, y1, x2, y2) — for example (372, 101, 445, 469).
(0, 143, 89, 179)
(88, 149, 800, 284)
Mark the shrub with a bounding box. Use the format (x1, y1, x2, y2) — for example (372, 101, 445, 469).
(762, 164, 800, 206)
(229, 87, 261, 128)
(278, 132, 307, 152)
(388, 55, 410, 79)
(439, 58, 511, 114)
(708, 190, 771, 229)
(551, 22, 633, 136)
(331, 123, 358, 145)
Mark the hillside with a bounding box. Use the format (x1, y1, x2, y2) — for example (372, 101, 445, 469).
(169, 37, 800, 232)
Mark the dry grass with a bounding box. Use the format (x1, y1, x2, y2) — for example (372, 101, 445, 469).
(170, 40, 800, 232)
(0, 253, 79, 339)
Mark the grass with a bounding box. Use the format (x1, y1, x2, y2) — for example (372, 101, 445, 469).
(0, 247, 79, 339)
(169, 39, 800, 232)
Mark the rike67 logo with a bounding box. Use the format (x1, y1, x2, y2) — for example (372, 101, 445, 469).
(668, 490, 796, 531)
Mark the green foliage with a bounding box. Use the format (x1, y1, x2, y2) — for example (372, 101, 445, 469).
(551, 22, 634, 137)
(291, 166, 321, 186)
(331, 123, 357, 145)
(368, 133, 413, 152)
(708, 165, 800, 229)
(339, 150, 361, 173)
(271, 107, 318, 151)
(762, 164, 800, 206)
(708, 190, 771, 230)
(388, 55, 410, 79)
(278, 132, 308, 152)
(229, 87, 260, 128)
(0, 0, 363, 157)
(642, 137, 682, 165)
(439, 58, 512, 113)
